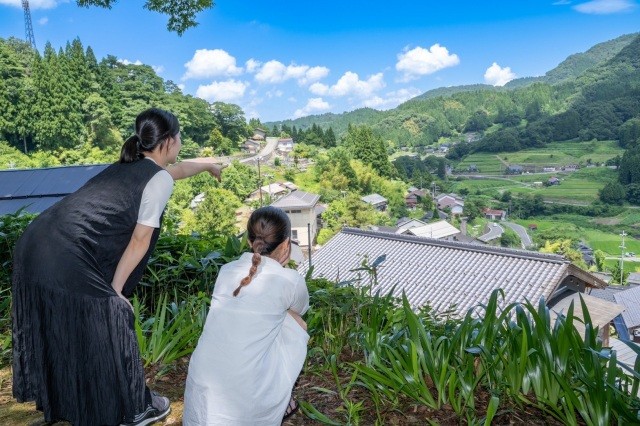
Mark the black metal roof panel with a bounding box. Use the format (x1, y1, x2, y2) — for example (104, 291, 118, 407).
(0, 164, 110, 214)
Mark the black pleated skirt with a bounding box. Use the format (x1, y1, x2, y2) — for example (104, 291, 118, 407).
(11, 226, 147, 425)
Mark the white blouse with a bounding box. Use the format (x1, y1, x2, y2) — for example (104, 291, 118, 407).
(183, 252, 310, 425)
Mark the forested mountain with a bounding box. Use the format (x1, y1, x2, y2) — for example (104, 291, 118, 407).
(268, 32, 640, 149)
(506, 32, 638, 88)
(0, 37, 252, 156)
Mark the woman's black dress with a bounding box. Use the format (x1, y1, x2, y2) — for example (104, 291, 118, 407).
(12, 159, 165, 425)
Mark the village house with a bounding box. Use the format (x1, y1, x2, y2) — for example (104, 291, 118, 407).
(242, 139, 261, 154)
(543, 167, 556, 173)
(435, 193, 464, 215)
(250, 182, 289, 202)
(277, 138, 294, 154)
(548, 176, 560, 185)
(402, 220, 460, 241)
(271, 190, 320, 247)
(299, 228, 608, 317)
(505, 165, 523, 175)
(253, 128, 266, 140)
(395, 218, 428, 234)
(483, 208, 506, 221)
(404, 188, 427, 209)
(361, 193, 388, 211)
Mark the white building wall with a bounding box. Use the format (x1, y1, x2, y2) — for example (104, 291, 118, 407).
(287, 207, 317, 246)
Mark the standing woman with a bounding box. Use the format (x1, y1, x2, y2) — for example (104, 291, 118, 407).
(183, 206, 309, 425)
(12, 108, 224, 426)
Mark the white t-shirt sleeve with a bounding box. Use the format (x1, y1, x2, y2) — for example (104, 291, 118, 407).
(289, 273, 310, 315)
(137, 170, 174, 228)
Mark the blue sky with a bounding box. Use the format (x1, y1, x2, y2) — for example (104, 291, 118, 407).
(1, 1, 639, 122)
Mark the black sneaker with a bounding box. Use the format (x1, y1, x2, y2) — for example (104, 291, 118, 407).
(120, 391, 171, 426)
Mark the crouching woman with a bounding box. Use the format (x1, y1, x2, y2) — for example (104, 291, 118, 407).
(183, 206, 309, 425)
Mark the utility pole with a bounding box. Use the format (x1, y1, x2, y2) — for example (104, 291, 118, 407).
(256, 156, 263, 207)
(22, 1, 36, 50)
(620, 231, 627, 285)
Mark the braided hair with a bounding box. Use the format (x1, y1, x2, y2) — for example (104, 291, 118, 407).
(233, 206, 291, 297)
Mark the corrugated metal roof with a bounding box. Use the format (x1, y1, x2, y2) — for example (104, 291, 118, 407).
(405, 220, 460, 239)
(548, 292, 625, 338)
(0, 164, 109, 215)
(361, 193, 387, 205)
(614, 286, 640, 329)
(271, 190, 320, 209)
(300, 228, 604, 315)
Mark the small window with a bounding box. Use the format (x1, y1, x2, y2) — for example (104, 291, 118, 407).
(291, 230, 299, 240)
(289, 209, 302, 214)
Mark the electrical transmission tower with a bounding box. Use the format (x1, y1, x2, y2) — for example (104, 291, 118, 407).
(22, 0, 37, 50)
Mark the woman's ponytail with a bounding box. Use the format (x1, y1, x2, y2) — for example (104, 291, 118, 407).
(119, 108, 180, 163)
(233, 207, 290, 297)
(120, 134, 141, 163)
(233, 252, 262, 297)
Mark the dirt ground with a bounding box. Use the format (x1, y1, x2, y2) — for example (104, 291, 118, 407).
(0, 359, 571, 426)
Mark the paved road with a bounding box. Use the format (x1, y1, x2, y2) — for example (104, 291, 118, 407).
(184, 137, 280, 166)
(503, 221, 533, 249)
(478, 222, 504, 242)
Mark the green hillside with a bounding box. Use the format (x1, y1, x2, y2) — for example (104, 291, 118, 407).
(267, 32, 640, 153)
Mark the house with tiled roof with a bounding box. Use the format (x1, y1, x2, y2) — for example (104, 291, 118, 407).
(612, 286, 640, 342)
(483, 208, 506, 221)
(435, 193, 464, 215)
(271, 190, 320, 247)
(299, 228, 607, 316)
(361, 193, 388, 211)
(402, 220, 460, 240)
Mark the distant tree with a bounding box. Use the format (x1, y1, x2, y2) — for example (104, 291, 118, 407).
(220, 161, 258, 200)
(540, 239, 588, 269)
(500, 228, 521, 248)
(619, 146, 640, 185)
(343, 125, 393, 177)
(182, 187, 241, 236)
(609, 262, 630, 286)
(594, 249, 606, 272)
(210, 102, 249, 149)
(599, 181, 626, 205)
(464, 110, 490, 132)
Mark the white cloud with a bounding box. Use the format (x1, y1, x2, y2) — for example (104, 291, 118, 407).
(0, 0, 59, 9)
(266, 89, 283, 98)
(573, 0, 636, 13)
(484, 62, 516, 86)
(195, 79, 249, 102)
(255, 60, 329, 85)
(309, 71, 385, 98)
(152, 65, 164, 74)
(362, 88, 423, 110)
(287, 97, 297, 103)
(293, 98, 331, 118)
(118, 59, 143, 66)
(177, 84, 185, 91)
(245, 58, 261, 73)
(183, 49, 242, 80)
(396, 44, 460, 82)
(38, 17, 48, 25)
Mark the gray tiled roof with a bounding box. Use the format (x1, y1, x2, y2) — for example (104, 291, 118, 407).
(613, 286, 640, 329)
(361, 193, 387, 205)
(300, 228, 605, 315)
(271, 190, 320, 209)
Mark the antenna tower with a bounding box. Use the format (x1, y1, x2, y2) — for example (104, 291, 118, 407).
(22, 0, 37, 50)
